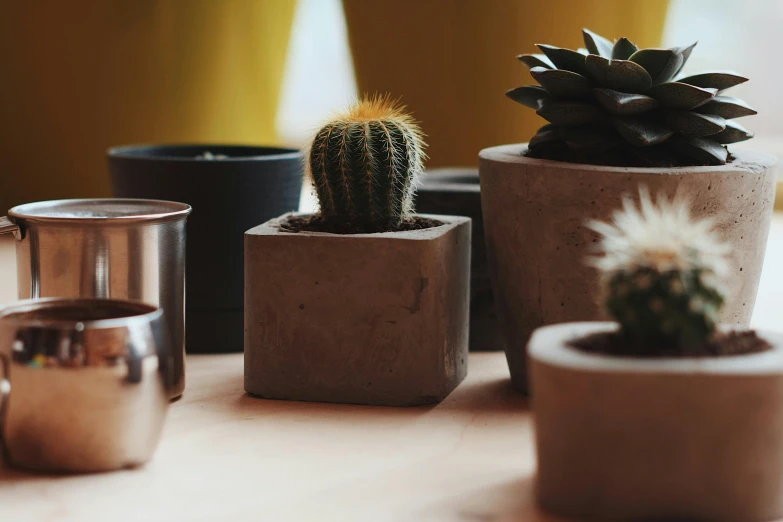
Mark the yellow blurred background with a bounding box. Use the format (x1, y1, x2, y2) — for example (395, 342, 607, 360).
(343, 0, 669, 168)
(0, 0, 297, 211)
(9, 0, 779, 212)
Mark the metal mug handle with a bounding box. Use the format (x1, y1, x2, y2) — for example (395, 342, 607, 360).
(0, 352, 10, 451)
(0, 216, 31, 298)
(0, 217, 18, 236)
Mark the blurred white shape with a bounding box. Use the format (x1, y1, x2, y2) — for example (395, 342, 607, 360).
(663, 0, 783, 137)
(663, 0, 783, 327)
(276, 0, 358, 149)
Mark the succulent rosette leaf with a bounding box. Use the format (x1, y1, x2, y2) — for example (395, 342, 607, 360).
(508, 29, 756, 167)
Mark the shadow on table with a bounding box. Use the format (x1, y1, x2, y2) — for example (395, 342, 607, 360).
(225, 373, 529, 426)
(0, 460, 48, 482)
(230, 392, 437, 423)
(0, 455, 142, 482)
(428, 474, 570, 522)
(441, 376, 530, 413)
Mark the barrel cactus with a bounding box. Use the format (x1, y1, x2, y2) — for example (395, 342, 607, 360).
(587, 189, 730, 352)
(508, 29, 756, 167)
(308, 96, 426, 231)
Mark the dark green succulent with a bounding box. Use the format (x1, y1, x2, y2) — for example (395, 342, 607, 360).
(507, 29, 756, 167)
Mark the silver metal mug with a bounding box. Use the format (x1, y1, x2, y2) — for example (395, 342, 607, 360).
(0, 298, 172, 472)
(0, 199, 191, 399)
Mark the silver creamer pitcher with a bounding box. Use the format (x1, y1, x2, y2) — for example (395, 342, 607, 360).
(0, 298, 172, 472)
(0, 199, 191, 398)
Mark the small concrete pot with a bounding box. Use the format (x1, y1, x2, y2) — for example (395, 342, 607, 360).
(244, 213, 471, 406)
(416, 168, 501, 352)
(479, 144, 777, 393)
(529, 322, 783, 522)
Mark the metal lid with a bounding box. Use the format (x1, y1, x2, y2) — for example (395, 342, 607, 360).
(8, 198, 191, 225)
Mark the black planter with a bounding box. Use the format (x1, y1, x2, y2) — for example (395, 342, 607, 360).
(415, 168, 502, 352)
(108, 144, 303, 353)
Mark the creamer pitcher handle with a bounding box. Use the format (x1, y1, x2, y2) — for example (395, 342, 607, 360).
(0, 217, 18, 235)
(0, 352, 10, 451)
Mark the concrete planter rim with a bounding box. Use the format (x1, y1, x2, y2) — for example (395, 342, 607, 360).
(480, 144, 778, 175)
(258, 212, 469, 239)
(107, 143, 303, 163)
(530, 321, 783, 375)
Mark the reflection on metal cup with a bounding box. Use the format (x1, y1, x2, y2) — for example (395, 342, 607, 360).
(0, 298, 172, 473)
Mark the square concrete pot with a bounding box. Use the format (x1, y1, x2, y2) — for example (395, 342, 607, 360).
(244, 213, 471, 406)
(416, 168, 502, 352)
(530, 322, 783, 522)
(479, 144, 778, 393)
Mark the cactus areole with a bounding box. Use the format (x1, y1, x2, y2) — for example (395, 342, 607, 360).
(298, 96, 431, 234)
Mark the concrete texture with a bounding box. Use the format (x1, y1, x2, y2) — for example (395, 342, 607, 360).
(416, 168, 502, 352)
(529, 322, 783, 522)
(244, 213, 471, 406)
(479, 144, 778, 393)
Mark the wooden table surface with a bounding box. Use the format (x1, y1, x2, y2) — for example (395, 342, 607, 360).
(1, 217, 783, 522)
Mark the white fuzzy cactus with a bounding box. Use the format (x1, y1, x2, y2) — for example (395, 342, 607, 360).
(587, 188, 730, 351)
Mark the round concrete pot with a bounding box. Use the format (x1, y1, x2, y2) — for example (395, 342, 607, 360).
(529, 322, 783, 522)
(416, 168, 501, 352)
(479, 144, 777, 393)
(244, 213, 471, 407)
(108, 144, 303, 354)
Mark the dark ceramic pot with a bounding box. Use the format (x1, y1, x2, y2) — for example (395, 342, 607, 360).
(108, 144, 303, 353)
(415, 167, 502, 352)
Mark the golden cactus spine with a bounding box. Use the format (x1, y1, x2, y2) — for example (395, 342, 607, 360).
(308, 97, 426, 230)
